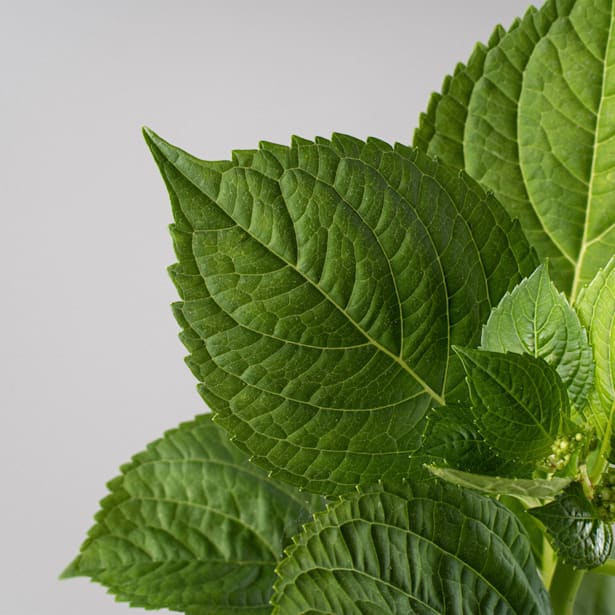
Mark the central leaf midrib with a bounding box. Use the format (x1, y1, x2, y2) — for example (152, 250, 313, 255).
(169, 150, 446, 406)
(571, 2, 615, 302)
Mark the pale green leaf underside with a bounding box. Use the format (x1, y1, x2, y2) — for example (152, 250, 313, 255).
(455, 347, 569, 462)
(530, 482, 613, 569)
(576, 256, 615, 448)
(62, 415, 320, 613)
(272, 481, 552, 614)
(427, 465, 571, 499)
(481, 264, 593, 411)
(145, 128, 536, 496)
(414, 0, 615, 298)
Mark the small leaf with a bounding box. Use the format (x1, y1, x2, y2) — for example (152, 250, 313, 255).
(145, 128, 537, 496)
(427, 466, 571, 499)
(62, 414, 321, 613)
(576, 256, 615, 448)
(272, 481, 552, 614)
(481, 264, 593, 411)
(454, 347, 570, 462)
(530, 482, 613, 570)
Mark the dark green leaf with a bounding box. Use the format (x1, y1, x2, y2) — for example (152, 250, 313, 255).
(62, 415, 321, 613)
(530, 483, 613, 570)
(454, 347, 570, 462)
(145, 128, 536, 496)
(272, 480, 552, 614)
(481, 264, 593, 411)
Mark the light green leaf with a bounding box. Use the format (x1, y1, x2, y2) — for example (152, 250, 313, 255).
(481, 264, 593, 411)
(454, 347, 570, 462)
(576, 256, 615, 449)
(61, 414, 321, 613)
(530, 482, 613, 570)
(272, 480, 552, 614)
(575, 571, 615, 615)
(145, 128, 537, 496)
(413, 0, 615, 298)
(427, 465, 571, 499)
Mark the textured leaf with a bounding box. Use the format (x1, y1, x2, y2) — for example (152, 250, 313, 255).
(145, 128, 536, 496)
(413, 0, 615, 298)
(427, 465, 571, 499)
(272, 480, 552, 614)
(481, 264, 593, 411)
(454, 347, 570, 462)
(61, 415, 321, 613)
(576, 256, 615, 448)
(530, 482, 613, 569)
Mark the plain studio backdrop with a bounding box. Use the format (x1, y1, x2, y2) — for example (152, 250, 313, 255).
(2, 1, 532, 613)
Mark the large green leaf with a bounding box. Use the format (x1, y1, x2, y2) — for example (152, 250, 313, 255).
(530, 482, 613, 569)
(481, 264, 593, 411)
(61, 415, 321, 613)
(272, 480, 552, 614)
(454, 347, 570, 462)
(414, 0, 615, 299)
(145, 129, 536, 496)
(576, 256, 615, 451)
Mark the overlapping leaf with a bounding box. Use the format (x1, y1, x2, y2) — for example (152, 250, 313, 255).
(414, 0, 615, 298)
(145, 129, 536, 495)
(272, 480, 552, 614)
(481, 264, 593, 410)
(61, 415, 321, 613)
(576, 257, 615, 447)
(455, 347, 570, 462)
(530, 482, 613, 569)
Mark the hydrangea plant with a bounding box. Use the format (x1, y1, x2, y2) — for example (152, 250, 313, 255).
(63, 0, 615, 612)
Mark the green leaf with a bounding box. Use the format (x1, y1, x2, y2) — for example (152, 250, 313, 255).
(427, 465, 571, 499)
(413, 0, 615, 299)
(576, 256, 615, 450)
(530, 482, 613, 570)
(454, 347, 570, 462)
(145, 128, 537, 496)
(272, 480, 552, 614)
(61, 414, 321, 613)
(481, 264, 593, 411)
(575, 571, 615, 615)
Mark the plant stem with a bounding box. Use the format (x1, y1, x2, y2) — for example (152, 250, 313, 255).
(549, 561, 585, 615)
(591, 559, 615, 576)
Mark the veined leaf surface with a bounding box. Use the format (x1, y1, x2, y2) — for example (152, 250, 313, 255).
(576, 256, 615, 452)
(530, 482, 613, 569)
(145, 129, 536, 495)
(414, 0, 615, 298)
(272, 481, 552, 614)
(481, 264, 593, 411)
(62, 415, 321, 613)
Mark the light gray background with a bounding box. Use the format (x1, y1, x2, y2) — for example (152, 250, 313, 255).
(2, 1, 532, 613)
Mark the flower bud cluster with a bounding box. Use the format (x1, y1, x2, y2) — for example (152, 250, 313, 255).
(545, 433, 583, 472)
(595, 468, 615, 521)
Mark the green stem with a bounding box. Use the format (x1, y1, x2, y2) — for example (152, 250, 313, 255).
(549, 561, 585, 615)
(591, 559, 615, 576)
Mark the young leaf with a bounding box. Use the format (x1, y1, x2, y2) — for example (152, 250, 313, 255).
(576, 256, 615, 449)
(61, 414, 321, 613)
(272, 481, 552, 614)
(454, 347, 570, 462)
(427, 465, 571, 499)
(530, 482, 613, 570)
(145, 129, 537, 496)
(481, 264, 593, 411)
(414, 0, 615, 298)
